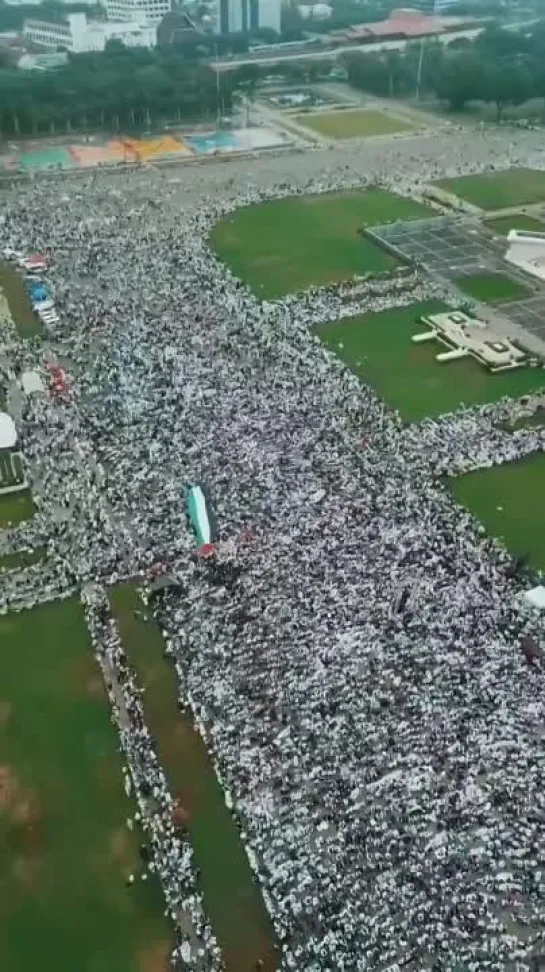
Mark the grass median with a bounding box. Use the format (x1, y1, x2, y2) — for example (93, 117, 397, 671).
(0, 598, 170, 972)
(109, 582, 278, 972)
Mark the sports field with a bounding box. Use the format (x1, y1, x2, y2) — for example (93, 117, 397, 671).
(453, 272, 532, 304)
(0, 262, 42, 338)
(485, 214, 545, 236)
(451, 452, 545, 571)
(294, 108, 414, 140)
(0, 598, 170, 972)
(317, 301, 545, 422)
(436, 168, 545, 211)
(110, 584, 278, 972)
(211, 189, 432, 299)
(0, 489, 34, 528)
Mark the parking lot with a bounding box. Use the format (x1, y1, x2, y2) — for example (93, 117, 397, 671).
(371, 215, 509, 277)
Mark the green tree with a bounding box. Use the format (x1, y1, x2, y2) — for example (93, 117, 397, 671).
(434, 51, 484, 111)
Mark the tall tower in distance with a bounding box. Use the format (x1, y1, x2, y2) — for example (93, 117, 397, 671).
(216, 0, 280, 35)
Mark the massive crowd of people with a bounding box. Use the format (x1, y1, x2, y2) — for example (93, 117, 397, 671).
(2, 125, 545, 970)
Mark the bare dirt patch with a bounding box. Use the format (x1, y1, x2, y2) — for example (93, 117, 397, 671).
(138, 939, 171, 972)
(0, 700, 12, 726)
(110, 825, 134, 870)
(0, 764, 18, 813)
(68, 656, 105, 700)
(86, 674, 106, 700)
(0, 766, 44, 890)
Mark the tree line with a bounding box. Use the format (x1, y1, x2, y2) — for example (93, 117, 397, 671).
(0, 39, 345, 139)
(344, 21, 545, 120)
(0, 45, 238, 138)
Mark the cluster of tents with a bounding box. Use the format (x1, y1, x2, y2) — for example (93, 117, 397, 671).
(25, 271, 59, 330)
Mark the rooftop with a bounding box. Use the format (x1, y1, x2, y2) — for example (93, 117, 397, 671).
(340, 7, 479, 42)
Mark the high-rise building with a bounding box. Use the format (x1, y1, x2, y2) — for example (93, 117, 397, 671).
(216, 0, 280, 34)
(105, 0, 171, 25)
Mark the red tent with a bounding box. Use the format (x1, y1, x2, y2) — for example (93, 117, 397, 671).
(48, 364, 68, 398)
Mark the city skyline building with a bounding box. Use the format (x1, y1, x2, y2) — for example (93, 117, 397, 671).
(105, 0, 171, 25)
(216, 0, 280, 34)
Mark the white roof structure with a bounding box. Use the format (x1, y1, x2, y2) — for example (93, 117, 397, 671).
(21, 370, 45, 395)
(505, 229, 545, 282)
(0, 412, 17, 450)
(522, 586, 545, 611)
(413, 310, 527, 372)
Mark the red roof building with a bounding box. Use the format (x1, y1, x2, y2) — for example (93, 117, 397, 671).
(337, 8, 479, 43)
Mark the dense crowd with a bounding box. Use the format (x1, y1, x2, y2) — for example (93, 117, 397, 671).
(2, 125, 545, 971)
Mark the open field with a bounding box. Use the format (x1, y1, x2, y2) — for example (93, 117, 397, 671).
(110, 583, 278, 972)
(436, 168, 545, 212)
(451, 452, 545, 571)
(0, 489, 34, 527)
(317, 300, 545, 422)
(0, 262, 42, 338)
(211, 189, 432, 299)
(453, 271, 532, 304)
(0, 598, 170, 972)
(294, 108, 415, 140)
(485, 214, 545, 236)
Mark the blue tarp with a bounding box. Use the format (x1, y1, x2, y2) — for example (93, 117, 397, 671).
(27, 281, 49, 303)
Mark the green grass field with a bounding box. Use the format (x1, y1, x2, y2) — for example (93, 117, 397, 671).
(294, 108, 414, 140)
(453, 272, 532, 304)
(0, 489, 34, 527)
(317, 300, 545, 422)
(0, 546, 45, 573)
(110, 584, 278, 972)
(0, 598, 171, 972)
(451, 452, 545, 571)
(485, 214, 545, 236)
(0, 262, 42, 338)
(211, 189, 432, 299)
(436, 168, 545, 212)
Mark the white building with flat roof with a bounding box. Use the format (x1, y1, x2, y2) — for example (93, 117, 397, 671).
(23, 12, 156, 51)
(413, 309, 527, 372)
(105, 0, 171, 25)
(506, 229, 545, 283)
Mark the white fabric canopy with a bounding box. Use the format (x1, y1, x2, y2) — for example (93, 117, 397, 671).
(0, 412, 17, 450)
(21, 370, 44, 395)
(522, 586, 545, 611)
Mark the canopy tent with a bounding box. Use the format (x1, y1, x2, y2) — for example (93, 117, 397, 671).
(0, 412, 17, 450)
(186, 484, 217, 547)
(21, 370, 44, 395)
(522, 586, 545, 611)
(20, 253, 48, 272)
(27, 280, 49, 303)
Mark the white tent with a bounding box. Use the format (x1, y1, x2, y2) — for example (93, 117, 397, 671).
(522, 586, 545, 611)
(506, 229, 545, 282)
(0, 412, 17, 450)
(21, 370, 44, 395)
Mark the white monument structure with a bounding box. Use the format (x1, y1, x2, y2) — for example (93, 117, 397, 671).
(505, 229, 545, 282)
(0, 412, 28, 496)
(413, 309, 527, 372)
